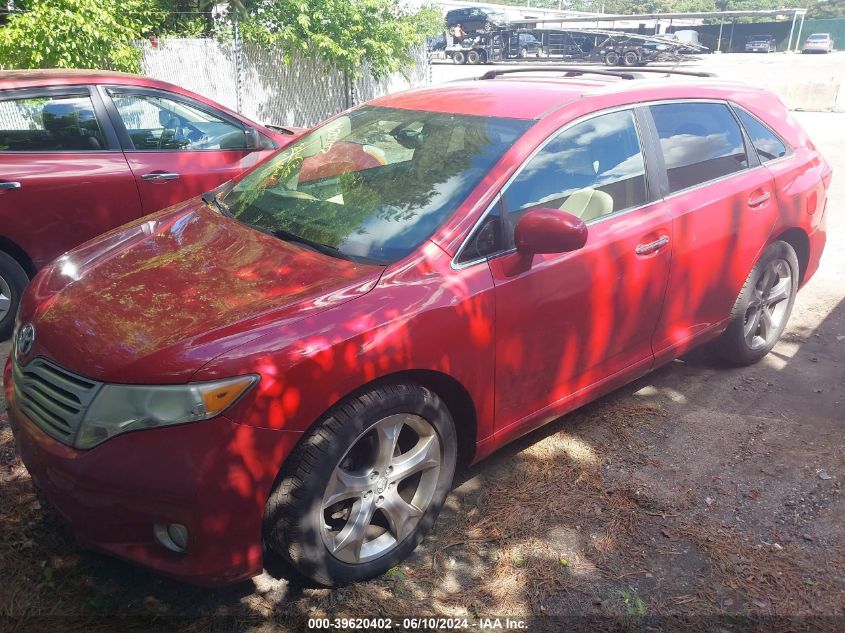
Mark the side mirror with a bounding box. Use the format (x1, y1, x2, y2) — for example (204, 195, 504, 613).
(244, 128, 264, 150)
(514, 208, 588, 255)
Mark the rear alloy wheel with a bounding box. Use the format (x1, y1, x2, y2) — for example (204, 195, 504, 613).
(466, 50, 481, 65)
(452, 50, 466, 64)
(520, 47, 528, 58)
(714, 241, 799, 365)
(264, 382, 457, 586)
(0, 251, 29, 340)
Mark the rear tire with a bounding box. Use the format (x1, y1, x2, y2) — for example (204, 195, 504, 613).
(0, 251, 28, 340)
(713, 241, 799, 366)
(452, 51, 466, 64)
(622, 50, 639, 67)
(264, 382, 457, 586)
(466, 50, 480, 65)
(604, 51, 619, 66)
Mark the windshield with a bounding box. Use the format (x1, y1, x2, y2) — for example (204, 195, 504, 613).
(808, 34, 829, 40)
(222, 106, 532, 264)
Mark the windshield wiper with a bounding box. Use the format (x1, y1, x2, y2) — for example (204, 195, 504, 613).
(269, 228, 384, 266)
(270, 227, 344, 257)
(201, 190, 234, 218)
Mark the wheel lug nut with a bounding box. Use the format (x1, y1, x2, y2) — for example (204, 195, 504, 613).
(376, 495, 384, 505)
(363, 491, 372, 499)
(369, 472, 378, 480)
(386, 466, 393, 474)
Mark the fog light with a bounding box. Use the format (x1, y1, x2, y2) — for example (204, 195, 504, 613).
(154, 523, 188, 553)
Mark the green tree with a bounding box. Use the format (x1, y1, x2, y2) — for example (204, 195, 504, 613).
(0, 0, 162, 72)
(239, 0, 443, 79)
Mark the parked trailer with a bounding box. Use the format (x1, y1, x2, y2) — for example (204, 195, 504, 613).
(444, 27, 706, 66)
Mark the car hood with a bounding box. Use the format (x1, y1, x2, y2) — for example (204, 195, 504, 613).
(20, 202, 383, 384)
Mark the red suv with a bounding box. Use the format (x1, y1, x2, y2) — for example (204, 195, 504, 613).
(4, 69, 830, 587)
(0, 70, 292, 339)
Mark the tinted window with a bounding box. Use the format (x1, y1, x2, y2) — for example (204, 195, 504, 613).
(734, 108, 787, 163)
(0, 94, 105, 152)
(111, 92, 246, 151)
(650, 102, 749, 193)
(502, 109, 648, 232)
(224, 106, 532, 264)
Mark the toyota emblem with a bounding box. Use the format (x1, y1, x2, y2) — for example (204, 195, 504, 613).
(16, 323, 35, 358)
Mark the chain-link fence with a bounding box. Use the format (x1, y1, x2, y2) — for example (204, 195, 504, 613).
(136, 36, 431, 128)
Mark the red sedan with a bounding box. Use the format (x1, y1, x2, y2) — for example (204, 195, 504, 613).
(4, 68, 830, 587)
(0, 69, 296, 339)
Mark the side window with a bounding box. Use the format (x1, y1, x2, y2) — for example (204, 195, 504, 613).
(110, 92, 246, 151)
(0, 94, 105, 152)
(734, 108, 787, 163)
(503, 109, 648, 231)
(649, 102, 749, 193)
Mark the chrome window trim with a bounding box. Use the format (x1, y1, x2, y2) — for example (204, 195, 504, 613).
(451, 103, 648, 270)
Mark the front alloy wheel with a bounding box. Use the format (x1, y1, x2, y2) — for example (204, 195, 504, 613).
(264, 382, 456, 586)
(320, 413, 441, 564)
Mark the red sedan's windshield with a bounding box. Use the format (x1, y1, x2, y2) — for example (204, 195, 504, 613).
(223, 106, 533, 264)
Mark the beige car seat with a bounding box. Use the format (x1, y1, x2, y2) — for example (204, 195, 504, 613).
(560, 187, 613, 221)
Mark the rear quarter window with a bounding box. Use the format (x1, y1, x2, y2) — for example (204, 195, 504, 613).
(733, 108, 788, 163)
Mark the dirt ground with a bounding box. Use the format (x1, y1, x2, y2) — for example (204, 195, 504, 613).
(0, 112, 843, 632)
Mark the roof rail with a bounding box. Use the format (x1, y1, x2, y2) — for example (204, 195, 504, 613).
(478, 66, 716, 81)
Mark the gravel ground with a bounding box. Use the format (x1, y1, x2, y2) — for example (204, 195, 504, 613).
(0, 111, 843, 632)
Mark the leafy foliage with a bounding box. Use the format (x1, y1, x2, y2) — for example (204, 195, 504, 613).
(0, 0, 162, 72)
(238, 0, 443, 79)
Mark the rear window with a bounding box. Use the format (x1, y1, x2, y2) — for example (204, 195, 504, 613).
(808, 34, 829, 40)
(649, 102, 749, 193)
(0, 94, 105, 152)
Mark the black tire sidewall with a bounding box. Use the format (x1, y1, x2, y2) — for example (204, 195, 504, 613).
(265, 382, 457, 586)
(0, 251, 28, 340)
(717, 241, 799, 365)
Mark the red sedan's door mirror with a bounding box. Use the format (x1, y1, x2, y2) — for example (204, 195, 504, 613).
(244, 128, 264, 150)
(514, 208, 588, 255)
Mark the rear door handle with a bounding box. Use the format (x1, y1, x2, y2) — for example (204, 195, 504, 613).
(0, 181, 21, 190)
(635, 235, 669, 256)
(748, 191, 771, 207)
(141, 172, 180, 182)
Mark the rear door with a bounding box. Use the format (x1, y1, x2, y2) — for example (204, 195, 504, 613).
(645, 101, 778, 362)
(0, 86, 142, 269)
(101, 86, 276, 213)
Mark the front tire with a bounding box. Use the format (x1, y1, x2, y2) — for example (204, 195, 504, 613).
(714, 241, 799, 365)
(0, 251, 28, 340)
(264, 382, 457, 586)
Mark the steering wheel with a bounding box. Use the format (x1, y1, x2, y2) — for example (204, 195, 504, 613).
(159, 116, 203, 149)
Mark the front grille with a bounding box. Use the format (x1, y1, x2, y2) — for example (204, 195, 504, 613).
(11, 358, 102, 445)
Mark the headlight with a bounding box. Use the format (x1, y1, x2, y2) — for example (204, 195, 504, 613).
(75, 375, 258, 449)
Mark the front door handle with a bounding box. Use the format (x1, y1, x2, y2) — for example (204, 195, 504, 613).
(635, 235, 669, 256)
(0, 181, 21, 190)
(748, 191, 771, 207)
(141, 172, 180, 182)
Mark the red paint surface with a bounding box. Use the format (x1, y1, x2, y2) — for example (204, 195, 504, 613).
(0, 70, 286, 271)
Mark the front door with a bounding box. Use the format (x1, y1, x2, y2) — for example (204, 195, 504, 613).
(488, 109, 672, 436)
(104, 88, 274, 213)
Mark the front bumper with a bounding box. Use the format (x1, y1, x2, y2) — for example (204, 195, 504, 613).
(3, 357, 302, 586)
